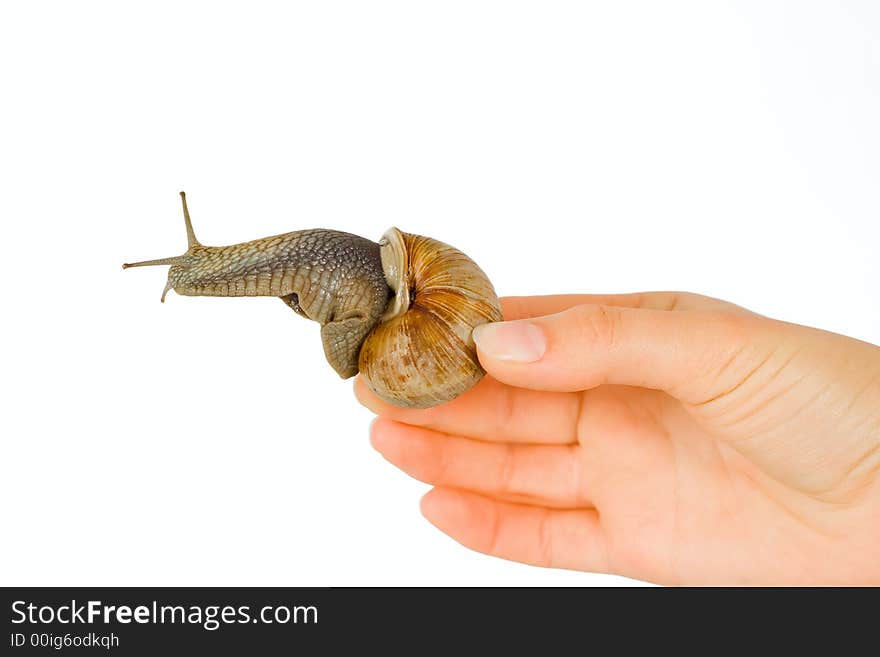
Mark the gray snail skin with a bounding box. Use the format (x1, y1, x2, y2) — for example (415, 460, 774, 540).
(123, 193, 503, 408)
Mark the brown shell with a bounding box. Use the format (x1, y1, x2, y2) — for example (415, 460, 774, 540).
(358, 229, 502, 408)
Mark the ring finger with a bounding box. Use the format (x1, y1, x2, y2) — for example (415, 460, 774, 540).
(370, 419, 593, 509)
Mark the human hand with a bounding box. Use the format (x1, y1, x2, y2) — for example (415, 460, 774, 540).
(355, 293, 880, 585)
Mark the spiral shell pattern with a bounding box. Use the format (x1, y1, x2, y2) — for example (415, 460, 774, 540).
(358, 228, 502, 409)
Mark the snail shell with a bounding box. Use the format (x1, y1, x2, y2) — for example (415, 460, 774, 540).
(358, 228, 503, 409)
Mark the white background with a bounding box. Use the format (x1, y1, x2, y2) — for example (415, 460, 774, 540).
(1, 1, 877, 586)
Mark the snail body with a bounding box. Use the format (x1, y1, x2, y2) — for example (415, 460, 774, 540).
(123, 193, 502, 408)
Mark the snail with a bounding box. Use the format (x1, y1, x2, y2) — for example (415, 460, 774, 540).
(123, 192, 502, 408)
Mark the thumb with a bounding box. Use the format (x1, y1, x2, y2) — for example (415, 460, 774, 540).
(472, 304, 765, 402)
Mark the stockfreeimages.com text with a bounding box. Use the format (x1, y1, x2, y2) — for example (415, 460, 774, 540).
(11, 600, 317, 631)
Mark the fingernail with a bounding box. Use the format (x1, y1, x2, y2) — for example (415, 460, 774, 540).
(472, 321, 546, 363)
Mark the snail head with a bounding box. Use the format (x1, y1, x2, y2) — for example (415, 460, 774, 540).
(122, 191, 203, 302)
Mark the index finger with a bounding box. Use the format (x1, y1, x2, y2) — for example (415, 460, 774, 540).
(501, 291, 747, 320)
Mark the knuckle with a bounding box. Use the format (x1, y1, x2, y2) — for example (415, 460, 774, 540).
(568, 304, 621, 350)
(497, 443, 519, 495)
(705, 310, 763, 349)
(682, 310, 778, 405)
(483, 502, 503, 556)
(693, 311, 749, 367)
(538, 510, 556, 568)
(668, 290, 709, 309)
(494, 386, 518, 439)
(656, 291, 685, 310)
